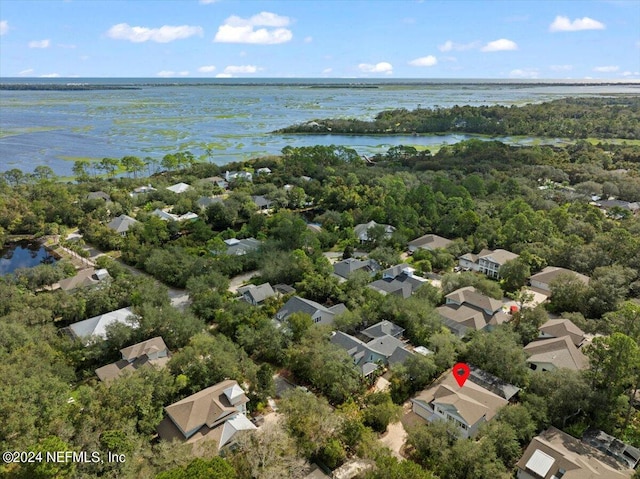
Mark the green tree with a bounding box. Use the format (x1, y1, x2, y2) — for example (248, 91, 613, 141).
(498, 258, 531, 293)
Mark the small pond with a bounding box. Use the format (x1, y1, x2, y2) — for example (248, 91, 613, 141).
(0, 240, 58, 276)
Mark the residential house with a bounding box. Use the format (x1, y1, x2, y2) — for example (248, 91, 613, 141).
(332, 258, 380, 281)
(166, 182, 192, 194)
(411, 368, 509, 438)
(157, 380, 257, 451)
(58, 267, 111, 291)
(529, 266, 590, 293)
(95, 336, 170, 382)
(368, 264, 428, 299)
(274, 284, 296, 296)
(223, 238, 262, 256)
(458, 248, 519, 279)
(129, 185, 156, 197)
(225, 170, 253, 183)
(151, 209, 199, 222)
(408, 233, 453, 253)
(360, 320, 404, 340)
(197, 196, 225, 210)
(582, 429, 640, 470)
(199, 176, 228, 190)
(86, 191, 111, 201)
(67, 307, 138, 345)
(251, 195, 273, 211)
(538, 319, 585, 347)
(524, 336, 588, 372)
(107, 214, 139, 236)
(353, 220, 395, 243)
(276, 296, 348, 327)
(238, 283, 276, 306)
(467, 365, 520, 401)
(256, 167, 272, 175)
(437, 286, 509, 337)
(516, 427, 634, 479)
(596, 199, 640, 217)
(330, 327, 414, 376)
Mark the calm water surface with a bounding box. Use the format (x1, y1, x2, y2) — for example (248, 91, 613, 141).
(0, 241, 58, 275)
(1, 78, 638, 176)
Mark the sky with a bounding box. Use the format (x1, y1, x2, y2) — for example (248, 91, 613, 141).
(0, 0, 639, 79)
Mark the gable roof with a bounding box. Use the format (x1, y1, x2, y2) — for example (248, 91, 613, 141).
(524, 336, 589, 371)
(445, 286, 503, 314)
(58, 267, 111, 291)
(413, 370, 508, 426)
(224, 237, 261, 255)
(330, 330, 413, 375)
(333, 258, 380, 279)
(408, 233, 453, 250)
(238, 283, 276, 304)
(437, 304, 488, 336)
(516, 427, 634, 479)
(166, 182, 191, 194)
(277, 296, 347, 324)
(530, 266, 590, 287)
(368, 279, 414, 299)
(120, 336, 167, 361)
(164, 380, 249, 437)
(361, 320, 404, 340)
(69, 307, 138, 343)
(478, 248, 519, 265)
(354, 221, 395, 240)
(539, 319, 585, 347)
(251, 195, 272, 208)
(87, 191, 111, 201)
(107, 214, 138, 234)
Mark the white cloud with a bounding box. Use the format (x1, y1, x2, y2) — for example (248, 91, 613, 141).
(29, 39, 50, 48)
(593, 65, 619, 72)
(107, 23, 203, 43)
(408, 55, 437, 67)
(550, 64, 573, 72)
(156, 70, 190, 77)
(216, 73, 233, 78)
(481, 38, 518, 52)
(358, 62, 393, 74)
(214, 11, 292, 44)
(40, 73, 60, 78)
(199, 0, 220, 3)
(322, 67, 333, 74)
(621, 71, 639, 77)
(509, 68, 539, 78)
(19, 68, 34, 75)
(304, 36, 313, 43)
(438, 40, 480, 52)
(0, 20, 8, 36)
(197, 65, 216, 73)
(549, 16, 605, 32)
(223, 65, 258, 74)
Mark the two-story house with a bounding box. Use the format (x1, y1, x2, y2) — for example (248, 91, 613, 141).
(437, 286, 509, 337)
(458, 248, 519, 279)
(276, 296, 348, 327)
(95, 336, 170, 382)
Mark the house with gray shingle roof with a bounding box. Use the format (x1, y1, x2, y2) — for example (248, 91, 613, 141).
(368, 264, 429, 299)
(360, 320, 404, 340)
(529, 266, 590, 293)
(538, 319, 585, 347)
(107, 214, 139, 236)
(408, 233, 453, 253)
(333, 258, 380, 281)
(221, 238, 262, 256)
(87, 191, 111, 201)
(276, 296, 348, 327)
(524, 336, 589, 372)
(330, 330, 413, 376)
(251, 195, 273, 211)
(238, 283, 276, 306)
(354, 221, 395, 243)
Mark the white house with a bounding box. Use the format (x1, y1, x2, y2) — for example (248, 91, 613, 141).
(458, 248, 519, 279)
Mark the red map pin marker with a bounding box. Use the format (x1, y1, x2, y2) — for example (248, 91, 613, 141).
(452, 362, 470, 387)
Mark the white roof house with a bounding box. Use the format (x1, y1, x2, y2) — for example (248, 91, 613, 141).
(166, 182, 192, 194)
(68, 307, 138, 345)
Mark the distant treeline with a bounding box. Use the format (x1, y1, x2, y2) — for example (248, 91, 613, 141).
(277, 96, 640, 139)
(0, 84, 140, 91)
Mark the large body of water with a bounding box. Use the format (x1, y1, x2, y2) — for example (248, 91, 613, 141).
(1, 78, 638, 176)
(0, 241, 58, 276)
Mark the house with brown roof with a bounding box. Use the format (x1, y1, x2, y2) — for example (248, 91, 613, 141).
(95, 336, 170, 382)
(529, 266, 590, 293)
(516, 427, 634, 479)
(58, 267, 110, 291)
(538, 319, 585, 347)
(437, 286, 509, 337)
(458, 248, 519, 279)
(524, 336, 588, 372)
(411, 368, 509, 438)
(408, 233, 453, 253)
(157, 380, 257, 451)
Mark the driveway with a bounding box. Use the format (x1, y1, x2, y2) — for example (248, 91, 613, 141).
(228, 270, 259, 293)
(379, 420, 408, 460)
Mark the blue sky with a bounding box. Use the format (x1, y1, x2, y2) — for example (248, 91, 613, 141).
(0, 0, 638, 79)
